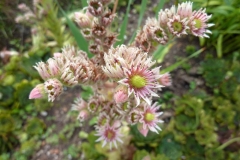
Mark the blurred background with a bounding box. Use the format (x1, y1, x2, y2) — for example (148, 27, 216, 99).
(0, 0, 240, 159)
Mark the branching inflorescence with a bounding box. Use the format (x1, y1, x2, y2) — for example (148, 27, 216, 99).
(29, 1, 213, 149)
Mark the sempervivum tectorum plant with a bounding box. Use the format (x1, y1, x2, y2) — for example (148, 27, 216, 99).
(29, 1, 214, 149)
(189, 8, 214, 38)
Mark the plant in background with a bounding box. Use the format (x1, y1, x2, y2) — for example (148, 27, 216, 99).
(29, 0, 213, 150)
(15, 0, 73, 53)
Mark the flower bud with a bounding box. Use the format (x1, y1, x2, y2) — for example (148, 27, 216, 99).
(29, 84, 46, 99)
(114, 86, 128, 104)
(137, 123, 149, 137)
(159, 73, 171, 86)
(87, 0, 103, 16)
(74, 12, 92, 28)
(77, 110, 89, 122)
(53, 52, 62, 58)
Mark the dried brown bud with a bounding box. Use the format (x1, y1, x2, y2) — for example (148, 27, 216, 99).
(103, 34, 117, 49)
(87, 0, 103, 16)
(92, 24, 106, 37)
(89, 44, 101, 55)
(100, 11, 115, 26)
(134, 31, 151, 52)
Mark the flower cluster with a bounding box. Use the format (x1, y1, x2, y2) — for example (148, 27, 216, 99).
(29, 1, 213, 149)
(134, 1, 214, 52)
(15, 1, 42, 25)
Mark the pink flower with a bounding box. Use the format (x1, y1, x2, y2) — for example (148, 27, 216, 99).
(127, 108, 141, 125)
(96, 123, 123, 149)
(159, 73, 171, 86)
(138, 102, 164, 136)
(29, 84, 45, 99)
(177, 1, 193, 18)
(119, 66, 163, 106)
(44, 78, 63, 102)
(97, 113, 110, 127)
(114, 85, 128, 104)
(71, 97, 88, 111)
(102, 45, 154, 79)
(189, 8, 214, 38)
(77, 110, 89, 122)
(158, 6, 176, 28)
(167, 15, 189, 37)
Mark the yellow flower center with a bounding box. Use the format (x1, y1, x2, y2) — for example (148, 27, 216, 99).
(130, 75, 146, 89)
(106, 130, 115, 139)
(145, 113, 155, 122)
(100, 118, 107, 126)
(172, 21, 183, 32)
(194, 19, 202, 29)
(155, 29, 163, 38)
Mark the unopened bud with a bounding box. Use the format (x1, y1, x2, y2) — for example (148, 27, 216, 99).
(114, 86, 128, 104)
(159, 73, 171, 86)
(29, 84, 46, 99)
(74, 12, 92, 28)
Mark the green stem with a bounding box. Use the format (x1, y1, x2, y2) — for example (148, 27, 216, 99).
(216, 137, 240, 150)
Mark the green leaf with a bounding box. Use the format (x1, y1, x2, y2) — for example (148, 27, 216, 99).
(81, 85, 93, 100)
(153, 42, 174, 63)
(13, 80, 33, 107)
(114, 0, 133, 46)
(161, 48, 204, 73)
(155, 0, 166, 17)
(81, 0, 88, 7)
(58, 4, 93, 58)
(128, 0, 147, 44)
(217, 34, 223, 58)
(133, 150, 149, 160)
(25, 118, 45, 135)
(158, 135, 183, 160)
(0, 111, 15, 133)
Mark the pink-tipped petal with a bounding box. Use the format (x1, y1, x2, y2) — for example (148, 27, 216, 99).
(138, 123, 149, 137)
(29, 84, 45, 99)
(114, 90, 128, 104)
